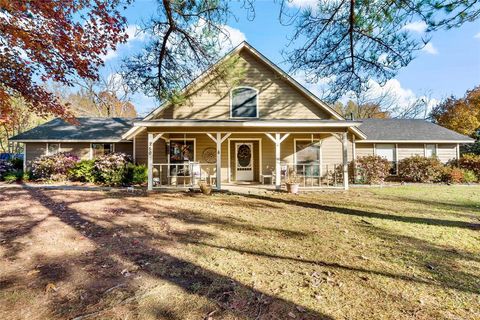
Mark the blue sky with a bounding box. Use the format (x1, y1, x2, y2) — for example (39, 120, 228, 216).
(101, 0, 480, 116)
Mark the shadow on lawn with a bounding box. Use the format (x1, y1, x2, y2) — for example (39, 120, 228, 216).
(15, 188, 333, 320)
(240, 194, 480, 230)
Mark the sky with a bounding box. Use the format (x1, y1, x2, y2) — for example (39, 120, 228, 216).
(100, 0, 480, 116)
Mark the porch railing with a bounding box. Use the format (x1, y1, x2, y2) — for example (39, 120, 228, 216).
(151, 162, 217, 188)
(280, 163, 345, 188)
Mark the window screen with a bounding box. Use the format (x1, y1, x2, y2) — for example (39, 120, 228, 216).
(231, 87, 257, 118)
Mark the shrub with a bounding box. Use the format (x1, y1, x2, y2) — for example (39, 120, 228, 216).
(9, 157, 23, 170)
(3, 170, 23, 183)
(442, 167, 463, 184)
(69, 160, 96, 183)
(398, 156, 444, 183)
(31, 153, 79, 181)
(354, 155, 391, 184)
(94, 153, 131, 186)
(463, 169, 477, 183)
(0, 160, 14, 180)
(124, 163, 147, 185)
(457, 154, 480, 178)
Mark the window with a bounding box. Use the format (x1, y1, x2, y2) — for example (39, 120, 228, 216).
(47, 143, 60, 155)
(230, 87, 258, 118)
(295, 140, 321, 177)
(169, 140, 195, 176)
(92, 143, 113, 158)
(375, 144, 397, 175)
(425, 144, 437, 157)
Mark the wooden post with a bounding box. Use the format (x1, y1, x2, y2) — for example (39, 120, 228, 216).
(275, 133, 281, 190)
(216, 132, 222, 190)
(342, 132, 349, 190)
(147, 133, 153, 191)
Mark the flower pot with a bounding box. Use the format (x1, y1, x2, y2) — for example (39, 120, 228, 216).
(286, 183, 299, 194)
(199, 183, 212, 195)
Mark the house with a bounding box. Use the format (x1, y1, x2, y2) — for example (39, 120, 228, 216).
(10, 42, 474, 190)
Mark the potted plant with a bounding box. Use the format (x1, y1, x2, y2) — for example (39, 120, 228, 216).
(285, 168, 300, 194)
(198, 181, 212, 195)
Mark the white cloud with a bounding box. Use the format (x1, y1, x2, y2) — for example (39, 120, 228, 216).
(474, 32, 480, 39)
(220, 25, 246, 49)
(125, 24, 147, 43)
(403, 21, 428, 33)
(287, 0, 319, 9)
(422, 42, 438, 55)
(101, 49, 118, 61)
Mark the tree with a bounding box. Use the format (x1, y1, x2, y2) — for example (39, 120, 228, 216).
(122, 0, 234, 102)
(0, 96, 46, 154)
(0, 0, 129, 123)
(65, 76, 137, 117)
(430, 86, 480, 137)
(281, 0, 480, 102)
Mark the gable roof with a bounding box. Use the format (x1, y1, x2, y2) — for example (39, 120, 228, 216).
(10, 117, 136, 142)
(357, 119, 474, 143)
(123, 41, 369, 139)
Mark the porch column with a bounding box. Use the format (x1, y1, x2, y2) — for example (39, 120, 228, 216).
(206, 132, 232, 190)
(342, 132, 349, 190)
(216, 132, 222, 190)
(265, 133, 290, 190)
(147, 133, 164, 191)
(147, 133, 153, 191)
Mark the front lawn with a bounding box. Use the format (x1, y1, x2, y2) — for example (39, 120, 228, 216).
(0, 185, 479, 319)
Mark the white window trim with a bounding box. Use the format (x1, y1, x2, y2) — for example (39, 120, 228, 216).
(229, 86, 259, 119)
(424, 143, 437, 157)
(45, 142, 61, 156)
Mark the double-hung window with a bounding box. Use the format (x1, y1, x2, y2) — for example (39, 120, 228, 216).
(47, 143, 60, 155)
(375, 144, 397, 175)
(92, 143, 114, 158)
(425, 144, 437, 158)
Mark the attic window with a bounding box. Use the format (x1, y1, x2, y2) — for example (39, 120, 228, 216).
(230, 87, 258, 118)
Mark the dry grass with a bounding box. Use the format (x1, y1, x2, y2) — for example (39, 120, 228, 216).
(0, 185, 479, 319)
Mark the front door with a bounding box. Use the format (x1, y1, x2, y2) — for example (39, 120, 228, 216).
(235, 143, 254, 181)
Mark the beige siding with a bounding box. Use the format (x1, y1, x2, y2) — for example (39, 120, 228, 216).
(61, 143, 90, 159)
(115, 142, 133, 157)
(155, 49, 333, 120)
(397, 143, 425, 160)
(437, 144, 457, 163)
(356, 143, 374, 158)
(25, 143, 46, 168)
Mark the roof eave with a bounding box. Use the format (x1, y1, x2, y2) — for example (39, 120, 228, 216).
(357, 139, 475, 143)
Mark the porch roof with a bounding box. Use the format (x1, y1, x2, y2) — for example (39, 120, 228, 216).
(135, 119, 362, 128)
(131, 119, 367, 139)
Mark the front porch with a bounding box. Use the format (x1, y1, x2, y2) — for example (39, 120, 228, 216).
(141, 125, 356, 191)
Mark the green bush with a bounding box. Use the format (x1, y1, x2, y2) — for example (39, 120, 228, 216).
(124, 163, 147, 185)
(354, 155, 391, 184)
(463, 169, 477, 183)
(69, 160, 96, 183)
(3, 170, 23, 183)
(9, 157, 23, 170)
(398, 156, 444, 183)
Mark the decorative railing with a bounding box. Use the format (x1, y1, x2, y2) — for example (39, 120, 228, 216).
(151, 162, 217, 188)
